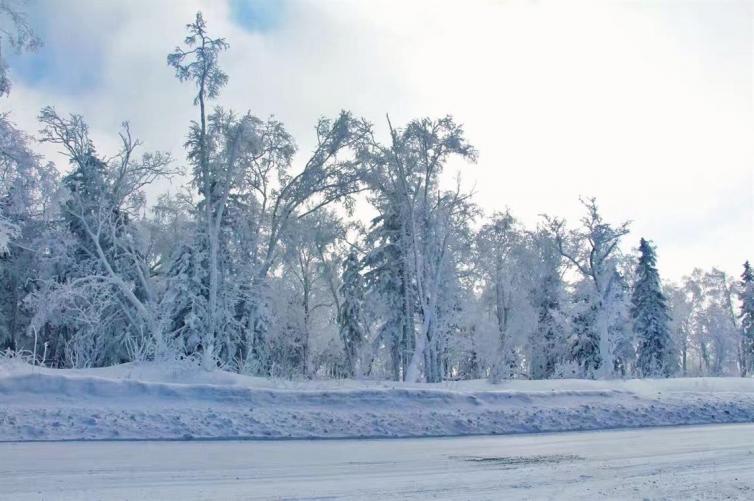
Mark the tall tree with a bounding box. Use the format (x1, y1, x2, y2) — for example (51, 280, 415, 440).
(545, 197, 630, 377)
(168, 12, 230, 368)
(739, 261, 754, 376)
(666, 282, 695, 376)
(528, 229, 566, 379)
(0, 114, 58, 354)
(338, 250, 365, 377)
(476, 211, 529, 380)
(363, 204, 414, 380)
(32, 108, 174, 364)
(607, 269, 635, 376)
(631, 238, 673, 377)
(569, 281, 601, 377)
(362, 116, 477, 382)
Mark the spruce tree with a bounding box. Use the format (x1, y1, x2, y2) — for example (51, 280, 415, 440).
(529, 232, 565, 379)
(363, 206, 415, 380)
(338, 251, 365, 377)
(162, 241, 208, 356)
(740, 261, 754, 375)
(632, 238, 674, 377)
(570, 286, 601, 377)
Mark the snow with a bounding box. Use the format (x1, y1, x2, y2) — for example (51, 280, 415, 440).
(1, 423, 753, 500)
(1, 359, 754, 441)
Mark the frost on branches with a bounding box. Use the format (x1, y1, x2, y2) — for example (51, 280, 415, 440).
(0, 9, 749, 382)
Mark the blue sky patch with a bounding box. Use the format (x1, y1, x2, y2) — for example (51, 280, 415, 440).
(228, 0, 287, 33)
(5, 1, 104, 96)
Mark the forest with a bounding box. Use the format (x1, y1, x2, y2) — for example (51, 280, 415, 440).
(1, 11, 753, 382)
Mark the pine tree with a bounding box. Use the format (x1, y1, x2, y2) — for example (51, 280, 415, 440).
(570, 285, 601, 377)
(632, 238, 674, 377)
(338, 251, 365, 377)
(740, 261, 754, 376)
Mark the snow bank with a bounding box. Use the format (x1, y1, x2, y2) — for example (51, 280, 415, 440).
(1, 360, 753, 441)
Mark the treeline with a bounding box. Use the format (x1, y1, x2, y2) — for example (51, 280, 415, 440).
(1, 13, 752, 380)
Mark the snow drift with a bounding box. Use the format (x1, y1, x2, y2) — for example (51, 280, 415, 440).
(1, 360, 753, 441)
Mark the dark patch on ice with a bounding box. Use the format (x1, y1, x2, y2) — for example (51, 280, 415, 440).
(451, 454, 583, 467)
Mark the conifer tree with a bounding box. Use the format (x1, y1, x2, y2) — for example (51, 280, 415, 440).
(570, 285, 601, 377)
(338, 251, 365, 377)
(632, 238, 674, 376)
(739, 261, 754, 375)
(529, 231, 565, 379)
(363, 206, 414, 380)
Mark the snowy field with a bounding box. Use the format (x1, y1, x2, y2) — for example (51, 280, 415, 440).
(1, 360, 754, 441)
(1, 423, 753, 500)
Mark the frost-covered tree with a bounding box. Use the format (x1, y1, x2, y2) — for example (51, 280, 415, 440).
(338, 250, 365, 377)
(631, 238, 673, 377)
(679, 269, 736, 375)
(607, 269, 635, 376)
(0, 6, 747, 383)
(689, 269, 741, 376)
(666, 282, 694, 375)
(168, 13, 370, 371)
(363, 204, 414, 380)
(362, 116, 477, 382)
(30, 108, 175, 364)
(277, 212, 345, 376)
(167, 14, 231, 367)
(569, 282, 601, 377)
(739, 261, 754, 376)
(0, 114, 58, 355)
(528, 229, 566, 379)
(545, 198, 630, 377)
(476, 212, 536, 380)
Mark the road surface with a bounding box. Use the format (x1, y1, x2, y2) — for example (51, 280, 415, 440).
(1, 423, 753, 500)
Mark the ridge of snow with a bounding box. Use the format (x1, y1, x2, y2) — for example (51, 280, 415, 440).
(1, 360, 753, 441)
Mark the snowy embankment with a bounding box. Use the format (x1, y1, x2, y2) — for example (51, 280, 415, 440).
(1, 360, 753, 441)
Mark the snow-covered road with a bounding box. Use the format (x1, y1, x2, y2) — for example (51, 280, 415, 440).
(1, 423, 753, 500)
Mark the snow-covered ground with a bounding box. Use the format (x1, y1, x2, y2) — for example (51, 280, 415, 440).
(1, 360, 754, 441)
(1, 423, 753, 500)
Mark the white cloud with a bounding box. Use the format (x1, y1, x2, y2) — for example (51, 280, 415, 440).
(4, 0, 752, 280)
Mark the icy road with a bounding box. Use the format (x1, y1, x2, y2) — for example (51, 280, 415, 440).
(1, 423, 753, 500)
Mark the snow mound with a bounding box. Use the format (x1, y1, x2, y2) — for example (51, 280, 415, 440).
(1, 360, 753, 441)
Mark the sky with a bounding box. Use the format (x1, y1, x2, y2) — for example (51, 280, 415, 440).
(3, 0, 752, 281)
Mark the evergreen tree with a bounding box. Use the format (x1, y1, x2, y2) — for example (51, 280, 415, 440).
(162, 241, 208, 355)
(740, 261, 754, 375)
(570, 285, 601, 377)
(632, 238, 674, 377)
(528, 231, 565, 379)
(363, 205, 415, 381)
(338, 251, 365, 377)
